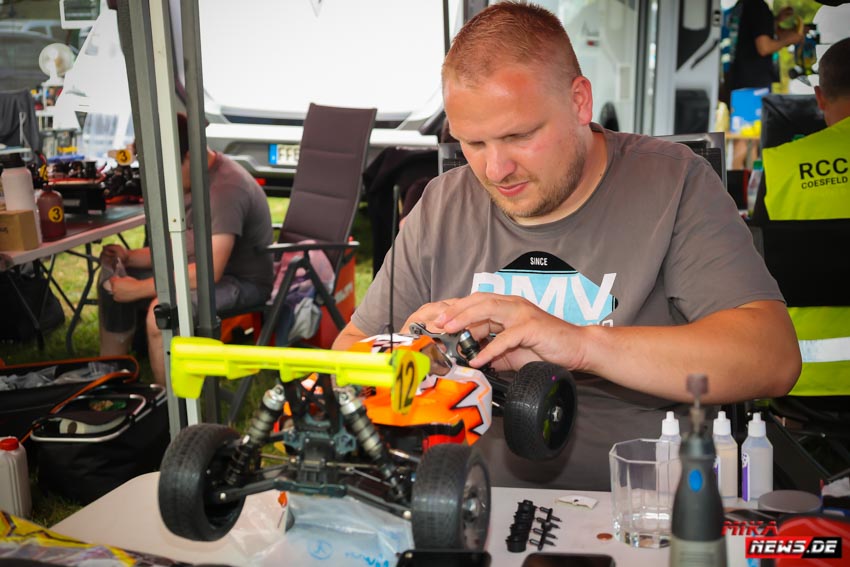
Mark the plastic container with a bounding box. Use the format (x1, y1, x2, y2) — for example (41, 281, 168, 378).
(712, 410, 739, 501)
(714, 101, 730, 133)
(0, 436, 32, 518)
(742, 412, 773, 502)
(659, 411, 682, 449)
(657, 411, 682, 504)
(0, 153, 42, 244)
(610, 438, 677, 548)
(37, 186, 67, 241)
(746, 159, 763, 218)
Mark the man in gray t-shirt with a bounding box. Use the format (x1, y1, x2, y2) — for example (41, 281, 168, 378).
(333, 4, 801, 490)
(99, 114, 273, 386)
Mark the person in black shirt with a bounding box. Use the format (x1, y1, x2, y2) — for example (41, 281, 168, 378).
(728, 0, 804, 92)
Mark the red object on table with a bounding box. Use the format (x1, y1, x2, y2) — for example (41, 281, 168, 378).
(37, 187, 67, 241)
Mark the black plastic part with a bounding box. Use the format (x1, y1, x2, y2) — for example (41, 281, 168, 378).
(506, 534, 527, 553)
(153, 302, 177, 331)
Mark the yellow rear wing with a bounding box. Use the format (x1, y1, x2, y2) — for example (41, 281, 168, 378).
(169, 337, 428, 414)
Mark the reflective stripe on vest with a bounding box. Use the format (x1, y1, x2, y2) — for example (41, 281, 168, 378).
(800, 337, 850, 363)
(788, 306, 850, 396)
(763, 116, 850, 220)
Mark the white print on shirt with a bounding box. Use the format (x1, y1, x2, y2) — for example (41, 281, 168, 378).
(469, 252, 618, 326)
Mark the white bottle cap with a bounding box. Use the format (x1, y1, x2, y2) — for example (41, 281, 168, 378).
(748, 412, 766, 437)
(713, 410, 732, 436)
(662, 411, 680, 436)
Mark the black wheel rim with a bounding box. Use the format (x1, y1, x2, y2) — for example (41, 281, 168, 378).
(461, 462, 489, 549)
(202, 448, 243, 529)
(541, 380, 573, 450)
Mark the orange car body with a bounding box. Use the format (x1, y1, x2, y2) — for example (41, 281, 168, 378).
(349, 333, 493, 448)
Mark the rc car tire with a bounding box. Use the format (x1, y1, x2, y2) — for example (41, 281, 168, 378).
(411, 443, 490, 550)
(158, 424, 245, 542)
(503, 361, 577, 461)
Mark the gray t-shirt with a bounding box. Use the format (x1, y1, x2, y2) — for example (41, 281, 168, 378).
(185, 152, 274, 297)
(353, 125, 783, 489)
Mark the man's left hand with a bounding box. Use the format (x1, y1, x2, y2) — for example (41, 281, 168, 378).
(434, 292, 587, 372)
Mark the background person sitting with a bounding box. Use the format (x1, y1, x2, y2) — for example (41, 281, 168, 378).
(98, 113, 274, 386)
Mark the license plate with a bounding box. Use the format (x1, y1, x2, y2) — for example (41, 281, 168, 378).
(269, 144, 300, 167)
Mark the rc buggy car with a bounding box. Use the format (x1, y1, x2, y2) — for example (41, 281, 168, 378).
(352, 322, 577, 461)
(157, 329, 575, 550)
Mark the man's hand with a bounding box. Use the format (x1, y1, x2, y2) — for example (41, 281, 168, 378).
(108, 276, 153, 303)
(776, 6, 795, 23)
(102, 244, 129, 264)
(401, 298, 460, 334)
(432, 293, 587, 372)
(778, 26, 804, 47)
(429, 294, 798, 403)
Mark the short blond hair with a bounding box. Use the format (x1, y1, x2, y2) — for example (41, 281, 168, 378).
(442, 2, 582, 91)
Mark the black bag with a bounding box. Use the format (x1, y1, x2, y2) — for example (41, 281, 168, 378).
(29, 379, 170, 505)
(0, 356, 139, 440)
(0, 263, 65, 344)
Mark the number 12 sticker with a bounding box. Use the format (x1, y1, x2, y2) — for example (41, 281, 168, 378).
(389, 350, 428, 415)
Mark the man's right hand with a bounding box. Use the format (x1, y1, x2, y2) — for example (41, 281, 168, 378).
(108, 275, 155, 303)
(401, 298, 460, 335)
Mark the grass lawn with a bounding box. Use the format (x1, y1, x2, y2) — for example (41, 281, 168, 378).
(0, 197, 376, 526)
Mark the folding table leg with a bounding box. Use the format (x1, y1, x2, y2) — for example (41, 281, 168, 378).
(65, 243, 99, 354)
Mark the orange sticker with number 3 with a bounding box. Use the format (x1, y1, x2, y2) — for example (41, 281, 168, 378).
(116, 149, 133, 166)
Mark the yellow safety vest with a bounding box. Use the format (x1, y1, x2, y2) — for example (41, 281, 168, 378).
(763, 116, 850, 220)
(762, 117, 850, 396)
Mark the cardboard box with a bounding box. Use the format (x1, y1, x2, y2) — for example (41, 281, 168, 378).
(0, 210, 40, 251)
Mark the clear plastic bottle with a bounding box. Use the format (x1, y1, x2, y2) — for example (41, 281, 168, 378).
(658, 411, 682, 500)
(712, 410, 739, 501)
(660, 411, 682, 450)
(0, 153, 42, 244)
(0, 436, 32, 518)
(741, 412, 773, 502)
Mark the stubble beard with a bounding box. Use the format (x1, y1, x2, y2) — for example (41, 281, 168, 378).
(487, 145, 588, 221)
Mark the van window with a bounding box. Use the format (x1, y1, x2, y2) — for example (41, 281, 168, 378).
(199, 0, 449, 123)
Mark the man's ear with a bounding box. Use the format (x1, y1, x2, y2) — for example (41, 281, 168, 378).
(814, 85, 826, 111)
(571, 75, 594, 126)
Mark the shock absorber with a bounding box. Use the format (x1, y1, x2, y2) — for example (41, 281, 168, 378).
(458, 330, 509, 406)
(458, 330, 482, 362)
(337, 388, 405, 501)
(225, 384, 286, 486)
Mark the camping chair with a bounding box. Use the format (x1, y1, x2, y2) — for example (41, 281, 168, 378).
(211, 103, 376, 424)
(749, 219, 850, 494)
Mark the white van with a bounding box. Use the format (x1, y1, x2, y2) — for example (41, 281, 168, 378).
(197, 0, 460, 189)
(54, 1, 460, 180)
(54, 0, 738, 175)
